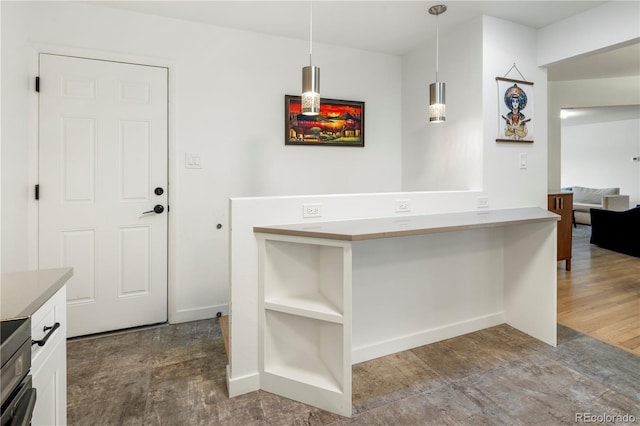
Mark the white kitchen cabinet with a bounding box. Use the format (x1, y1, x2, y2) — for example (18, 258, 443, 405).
(257, 235, 352, 417)
(31, 285, 67, 426)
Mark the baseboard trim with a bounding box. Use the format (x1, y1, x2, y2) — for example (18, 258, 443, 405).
(226, 365, 260, 397)
(170, 304, 229, 324)
(352, 312, 505, 364)
(224, 313, 505, 396)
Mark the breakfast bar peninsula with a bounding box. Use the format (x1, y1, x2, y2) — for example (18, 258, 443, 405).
(252, 207, 559, 416)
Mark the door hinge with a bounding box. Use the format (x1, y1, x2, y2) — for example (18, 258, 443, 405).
(35, 76, 40, 93)
(35, 184, 39, 200)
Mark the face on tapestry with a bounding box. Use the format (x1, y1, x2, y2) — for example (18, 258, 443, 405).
(505, 85, 527, 116)
(511, 97, 520, 111)
(497, 82, 533, 142)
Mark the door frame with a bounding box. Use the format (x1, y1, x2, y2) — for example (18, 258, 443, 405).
(28, 43, 179, 323)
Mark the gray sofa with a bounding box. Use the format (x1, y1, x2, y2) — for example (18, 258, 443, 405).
(568, 186, 630, 225)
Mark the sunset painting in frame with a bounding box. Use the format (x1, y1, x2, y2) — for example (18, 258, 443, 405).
(285, 95, 365, 147)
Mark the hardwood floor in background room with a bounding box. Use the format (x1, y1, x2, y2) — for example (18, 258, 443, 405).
(557, 224, 640, 356)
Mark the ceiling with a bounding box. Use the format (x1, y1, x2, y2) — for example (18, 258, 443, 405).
(89, 1, 638, 81)
(547, 42, 640, 81)
(91, 1, 606, 55)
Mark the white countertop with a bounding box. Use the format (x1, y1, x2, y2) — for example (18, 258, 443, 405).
(254, 207, 559, 241)
(1, 268, 73, 319)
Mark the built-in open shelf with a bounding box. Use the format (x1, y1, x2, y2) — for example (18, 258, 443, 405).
(257, 234, 352, 417)
(263, 366, 342, 394)
(265, 295, 343, 323)
(263, 239, 345, 317)
(264, 311, 344, 392)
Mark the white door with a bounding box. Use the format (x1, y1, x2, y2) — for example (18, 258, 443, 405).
(38, 54, 168, 337)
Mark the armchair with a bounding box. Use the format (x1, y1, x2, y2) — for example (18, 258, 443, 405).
(590, 207, 640, 257)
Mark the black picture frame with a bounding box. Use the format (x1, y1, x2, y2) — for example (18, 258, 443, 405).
(285, 95, 365, 147)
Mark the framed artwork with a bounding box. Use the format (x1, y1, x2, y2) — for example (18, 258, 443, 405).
(285, 95, 364, 147)
(496, 77, 534, 143)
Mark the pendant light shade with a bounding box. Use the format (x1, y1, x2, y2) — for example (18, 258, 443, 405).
(428, 4, 447, 123)
(302, 0, 320, 116)
(429, 81, 445, 123)
(302, 65, 320, 115)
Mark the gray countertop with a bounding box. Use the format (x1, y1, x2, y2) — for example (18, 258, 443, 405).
(1, 268, 73, 319)
(254, 207, 560, 241)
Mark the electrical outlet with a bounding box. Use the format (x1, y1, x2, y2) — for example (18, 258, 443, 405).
(395, 199, 411, 213)
(303, 203, 322, 218)
(477, 196, 489, 208)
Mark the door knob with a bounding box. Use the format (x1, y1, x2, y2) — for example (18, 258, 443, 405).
(143, 205, 165, 215)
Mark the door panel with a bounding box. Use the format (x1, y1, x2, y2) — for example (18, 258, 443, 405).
(119, 225, 151, 296)
(60, 229, 96, 302)
(62, 117, 96, 202)
(39, 54, 168, 337)
(120, 120, 150, 200)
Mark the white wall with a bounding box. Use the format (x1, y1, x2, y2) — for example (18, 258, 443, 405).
(482, 16, 548, 209)
(538, 0, 640, 192)
(1, 2, 402, 321)
(1, 3, 35, 271)
(548, 76, 640, 191)
(401, 13, 548, 208)
(561, 117, 640, 207)
(401, 17, 483, 192)
(537, 1, 640, 67)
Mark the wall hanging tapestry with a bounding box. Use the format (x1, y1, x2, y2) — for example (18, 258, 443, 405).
(496, 65, 534, 143)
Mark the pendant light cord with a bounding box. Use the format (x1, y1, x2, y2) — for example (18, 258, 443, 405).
(309, 0, 313, 66)
(435, 12, 439, 81)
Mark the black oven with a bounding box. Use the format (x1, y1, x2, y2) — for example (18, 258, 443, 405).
(1, 317, 36, 426)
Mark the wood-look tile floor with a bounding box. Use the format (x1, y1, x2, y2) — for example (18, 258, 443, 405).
(557, 224, 640, 355)
(67, 320, 639, 425)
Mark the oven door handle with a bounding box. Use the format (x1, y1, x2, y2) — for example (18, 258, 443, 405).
(32, 322, 60, 347)
(11, 386, 36, 426)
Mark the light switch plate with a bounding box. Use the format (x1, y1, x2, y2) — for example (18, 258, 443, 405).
(185, 152, 202, 169)
(519, 153, 528, 170)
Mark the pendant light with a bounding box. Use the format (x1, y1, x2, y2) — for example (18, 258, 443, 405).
(302, 0, 320, 115)
(428, 4, 447, 123)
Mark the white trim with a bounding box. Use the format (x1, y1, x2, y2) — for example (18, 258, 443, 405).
(30, 42, 180, 325)
(226, 365, 260, 397)
(29, 42, 174, 69)
(172, 304, 229, 324)
(352, 312, 505, 364)
(228, 311, 505, 395)
(27, 44, 40, 270)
